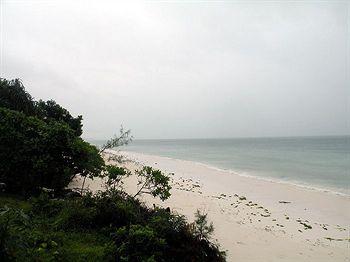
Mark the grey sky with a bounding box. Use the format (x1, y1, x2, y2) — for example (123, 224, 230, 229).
(1, 1, 349, 139)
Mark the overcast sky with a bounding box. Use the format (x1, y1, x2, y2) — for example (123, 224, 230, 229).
(1, 1, 349, 139)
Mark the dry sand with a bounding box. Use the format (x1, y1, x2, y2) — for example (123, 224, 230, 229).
(71, 150, 350, 262)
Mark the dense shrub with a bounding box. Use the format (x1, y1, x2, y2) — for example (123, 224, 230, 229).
(113, 224, 166, 262)
(1, 190, 226, 261)
(0, 108, 74, 194)
(51, 191, 225, 261)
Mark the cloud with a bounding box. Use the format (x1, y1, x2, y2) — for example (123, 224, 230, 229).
(1, 1, 349, 139)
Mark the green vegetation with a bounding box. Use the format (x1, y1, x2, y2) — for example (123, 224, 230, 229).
(0, 78, 225, 261)
(192, 210, 214, 241)
(0, 78, 103, 196)
(134, 166, 172, 201)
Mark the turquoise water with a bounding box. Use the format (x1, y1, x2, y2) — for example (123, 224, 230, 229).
(91, 136, 350, 195)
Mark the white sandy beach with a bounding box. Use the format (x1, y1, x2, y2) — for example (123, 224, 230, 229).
(71, 150, 350, 262)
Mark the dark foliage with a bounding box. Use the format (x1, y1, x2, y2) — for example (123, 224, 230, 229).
(35, 100, 83, 136)
(134, 166, 172, 201)
(0, 79, 103, 195)
(0, 78, 36, 115)
(0, 192, 226, 261)
(0, 108, 73, 194)
(0, 78, 83, 136)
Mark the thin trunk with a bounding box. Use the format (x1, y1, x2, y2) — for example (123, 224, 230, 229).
(133, 180, 148, 198)
(81, 176, 86, 194)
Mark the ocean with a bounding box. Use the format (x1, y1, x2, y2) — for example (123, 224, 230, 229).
(91, 136, 350, 196)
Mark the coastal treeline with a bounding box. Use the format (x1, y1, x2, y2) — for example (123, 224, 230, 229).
(0, 78, 225, 261)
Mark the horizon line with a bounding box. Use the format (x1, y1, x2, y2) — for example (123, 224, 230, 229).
(84, 134, 350, 141)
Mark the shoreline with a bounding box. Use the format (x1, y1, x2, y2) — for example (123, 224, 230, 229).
(74, 150, 350, 261)
(121, 149, 350, 197)
(119, 150, 349, 261)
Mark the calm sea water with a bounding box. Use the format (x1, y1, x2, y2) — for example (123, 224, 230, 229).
(91, 136, 350, 195)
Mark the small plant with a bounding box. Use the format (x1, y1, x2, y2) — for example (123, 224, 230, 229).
(193, 210, 214, 241)
(0, 205, 30, 260)
(104, 165, 131, 191)
(133, 166, 172, 201)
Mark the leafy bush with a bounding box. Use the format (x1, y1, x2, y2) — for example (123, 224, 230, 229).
(0, 191, 226, 261)
(113, 225, 166, 262)
(134, 166, 172, 201)
(0, 205, 30, 260)
(30, 193, 64, 217)
(104, 166, 131, 191)
(0, 108, 73, 194)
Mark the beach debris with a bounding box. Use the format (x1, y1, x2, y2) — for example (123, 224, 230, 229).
(239, 196, 246, 201)
(303, 223, 312, 230)
(317, 223, 328, 230)
(264, 226, 272, 232)
(212, 195, 222, 199)
(279, 201, 291, 204)
(324, 237, 350, 242)
(335, 225, 346, 231)
(296, 219, 312, 230)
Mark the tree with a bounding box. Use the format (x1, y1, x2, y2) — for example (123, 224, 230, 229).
(35, 100, 83, 136)
(0, 78, 36, 115)
(71, 138, 105, 193)
(0, 79, 104, 195)
(133, 166, 171, 201)
(193, 210, 214, 241)
(0, 78, 83, 136)
(99, 126, 133, 154)
(0, 108, 76, 194)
